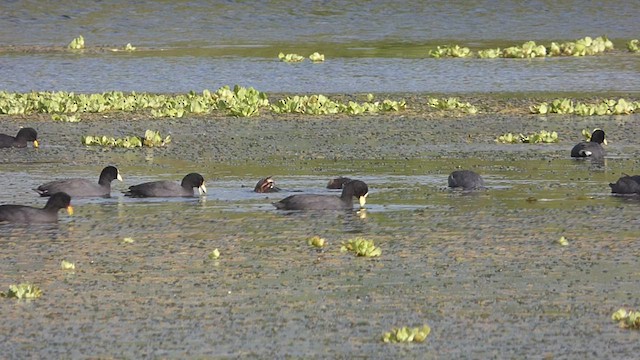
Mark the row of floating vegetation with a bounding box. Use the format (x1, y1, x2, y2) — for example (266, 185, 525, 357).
(430, 35, 640, 58)
(63, 34, 638, 58)
(1, 88, 637, 119)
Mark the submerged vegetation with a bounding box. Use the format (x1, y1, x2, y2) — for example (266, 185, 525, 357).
(1, 283, 43, 299)
(382, 325, 431, 343)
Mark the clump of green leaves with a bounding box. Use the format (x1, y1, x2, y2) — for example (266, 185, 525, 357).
(496, 130, 558, 144)
(557, 236, 569, 246)
(61, 260, 76, 270)
(502, 41, 547, 58)
(1, 283, 43, 299)
(278, 52, 305, 62)
(271, 94, 405, 115)
(428, 97, 477, 114)
(341, 237, 381, 257)
(628, 39, 639, 53)
(68, 35, 85, 50)
(51, 114, 80, 122)
(208, 248, 220, 259)
(477, 48, 501, 59)
(382, 325, 431, 343)
(612, 308, 640, 329)
(125, 43, 136, 51)
(429, 45, 471, 58)
(309, 52, 325, 62)
(122, 237, 135, 243)
(547, 35, 613, 56)
(82, 130, 170, 148)
(214, 85, 270, 117)
(307, 236, 326, 248)
(530, 98, 640, 116)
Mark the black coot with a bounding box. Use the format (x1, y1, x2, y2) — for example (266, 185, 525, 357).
(0, 128, 39, 148)
(571, 129, 605, 158)
(0, 192, 73, 223)
(448, 170, 484, 190)
(124, 173, 206, 197)
(274, 180, 368, 210)
(35, 166, 122, 197)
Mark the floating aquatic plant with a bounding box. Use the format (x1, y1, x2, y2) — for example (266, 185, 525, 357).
(477, 47, 501, 59)
(68, 35, 85, 50)
(557, 236, 569, 246)
(309, 52, 325, 62)
(495, 130, 558, 144)
(1, 283, 43, 299)
(82, 130, 170, 148)
(51, 114, 80, 122)
(382, 325, 431, 343)
(429, 45, 471, 58)
(530, 98, 639, 116)
(122, 237, 135, 243)
(208, 249, 220, 259)
(278, 52, 305, 62)
(612, 308, 640, 329)
(628, 39, 639, 53)
(307, 236, 326, 248)
(271, 94, 405, 115)
(502, 41, 547, 58)
(341, 237, 381, 257)
(61, 260, 76, 270)
(427, 97, 477, 114)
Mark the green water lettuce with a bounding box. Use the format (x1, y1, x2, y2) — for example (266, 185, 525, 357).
(341, 237, 381, 257)
(278, 52, 305, 62)
(1, 283, 43, 299)
(628, 39, 639, 52)
(382, 325, 431, 343)
(82, 130, 170, 148)
(428, 97, 477, 114)
(612, 308, 640, 329)
(307, 236, 326, 248)
(61, 260, 76, 270)
(530, 98, 640, 116)
(271, 94, 405, 115)
(309, 52, 325, 62)
(496, 130, 558, 144)
(68, 35, 85, 50)
(429, 45, 471, 58)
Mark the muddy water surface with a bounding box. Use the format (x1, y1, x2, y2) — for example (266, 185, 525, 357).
(1, 109, 640, 358)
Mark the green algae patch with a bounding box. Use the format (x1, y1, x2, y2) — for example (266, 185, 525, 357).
(382, 325, 431, 343)
(1, 283, 43, 300)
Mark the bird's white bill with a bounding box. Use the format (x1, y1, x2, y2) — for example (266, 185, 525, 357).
(603, 139, 608, 145)
(117, 172, 123, 181)
(198, 184, 207, 195)
(359, 193, 368, 208)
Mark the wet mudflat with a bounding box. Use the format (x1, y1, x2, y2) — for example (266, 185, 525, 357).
(1, 98, 640, 358)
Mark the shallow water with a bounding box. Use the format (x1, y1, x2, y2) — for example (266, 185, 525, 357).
(1, 1, 639, 93)
(1, 113, 640, 357)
